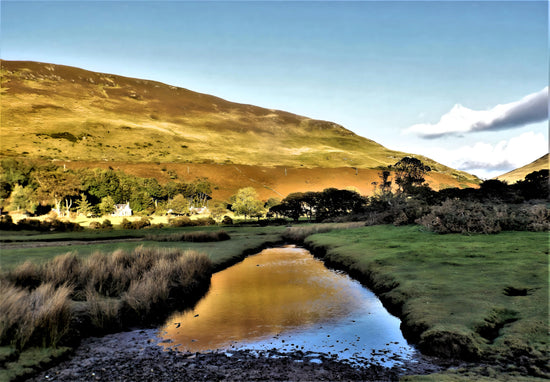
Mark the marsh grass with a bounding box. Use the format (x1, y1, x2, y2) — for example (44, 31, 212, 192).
(145, 229, 231, 242)
(282, 222, 365, 243)
(0, 246, 212, 352)
(305, 225, 549, 378)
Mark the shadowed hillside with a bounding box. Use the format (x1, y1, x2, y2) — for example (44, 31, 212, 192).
(0, 60, 479, 194)
(495, 154, 549, 184)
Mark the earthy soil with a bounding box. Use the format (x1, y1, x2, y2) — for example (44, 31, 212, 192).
(28, 328, 452, 382)
(12, 239, 484, 381)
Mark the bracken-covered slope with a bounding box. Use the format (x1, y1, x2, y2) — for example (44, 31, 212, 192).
(495, 154, 549, 184)
(0, 60, 479, 196)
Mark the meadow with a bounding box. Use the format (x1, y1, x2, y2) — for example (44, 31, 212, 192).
(301, 225, 549, 381)
(0, 223, 548, 381)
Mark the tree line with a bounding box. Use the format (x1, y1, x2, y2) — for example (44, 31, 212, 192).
(0, 159, 213, 217)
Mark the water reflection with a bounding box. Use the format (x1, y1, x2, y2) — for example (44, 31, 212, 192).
(158, 246, 414, 364)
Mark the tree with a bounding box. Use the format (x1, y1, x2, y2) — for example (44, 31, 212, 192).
(34, 169, 81, 216)
(99, 196, 115, 216)
(210, 202, 228, 221)
(8, 185, 37, 213)
(378, 170, 392, 194)
(166, 194, 189, 215)
(272, 193, 305, 222)
(390, 157, 431, 193)
(75, 194, 93, 217)
(231, 187, 264, 221)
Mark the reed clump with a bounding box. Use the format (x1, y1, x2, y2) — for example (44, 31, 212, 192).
(146, 230, 231, 242)
(0, 246, 212, 351)
(282, 222, 364, 243)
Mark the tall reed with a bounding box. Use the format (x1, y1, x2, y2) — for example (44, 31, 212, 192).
(0, 246, 212, 350)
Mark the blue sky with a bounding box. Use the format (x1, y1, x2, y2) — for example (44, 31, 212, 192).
(1, 1, 548, 178)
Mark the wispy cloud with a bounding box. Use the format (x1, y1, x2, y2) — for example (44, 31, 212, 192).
(406, 87, 548, 138)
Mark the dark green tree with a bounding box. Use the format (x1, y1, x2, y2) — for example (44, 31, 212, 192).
(390, 157, 431, 193)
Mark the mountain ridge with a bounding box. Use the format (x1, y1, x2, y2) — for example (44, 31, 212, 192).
(0, 59, 479, 197)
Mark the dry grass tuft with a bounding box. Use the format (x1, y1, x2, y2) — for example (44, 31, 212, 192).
(6, 261, 41, 289)
(146, 230, 231, 242)
(0, 281, 73, 350)
(283, 222, 365, 243)
(0, 246, 212, 351)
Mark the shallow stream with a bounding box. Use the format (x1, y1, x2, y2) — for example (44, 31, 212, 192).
(157, 245, 416, 367)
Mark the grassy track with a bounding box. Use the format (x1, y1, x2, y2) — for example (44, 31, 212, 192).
(304, 225, 549, 380)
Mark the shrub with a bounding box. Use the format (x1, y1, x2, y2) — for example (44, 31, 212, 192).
(417, 199, 502, 234)
(120, 217, 150, 229)
(168, 216, 194, 227)
(88, 221, 101, 230)
(221, 215, 233, 225)
(418, 200, 550, 234)
(121, 218, 134, 229)
(101, 219, 113, 230)
(0, 214, 14, 230)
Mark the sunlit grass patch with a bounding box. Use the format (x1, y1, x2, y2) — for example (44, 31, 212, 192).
(305, 225, 549, 377)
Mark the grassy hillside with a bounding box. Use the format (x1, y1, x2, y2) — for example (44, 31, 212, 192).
(496, 154, 549, 184)
(0, 60, 479, 194)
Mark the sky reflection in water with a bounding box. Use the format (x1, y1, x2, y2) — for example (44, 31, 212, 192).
(158, 246, 415, 366)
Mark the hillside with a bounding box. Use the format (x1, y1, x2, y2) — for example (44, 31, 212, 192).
(0, 60, 479, 197)
(495, 153, 549, 184)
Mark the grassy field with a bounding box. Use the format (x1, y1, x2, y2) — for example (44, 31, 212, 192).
(1, 224, 548, 381)
(303, 225, 549, 380)
(0, 226, 286, 271)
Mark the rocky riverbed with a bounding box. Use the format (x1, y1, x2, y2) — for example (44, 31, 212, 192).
(28, 328, 453, 381)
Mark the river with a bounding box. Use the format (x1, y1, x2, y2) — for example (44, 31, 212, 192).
(157, 245, 416, 367)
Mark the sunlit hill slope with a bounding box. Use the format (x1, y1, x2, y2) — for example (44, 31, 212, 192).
(0, 60, 479, 199)
(495, 154, 549, 184)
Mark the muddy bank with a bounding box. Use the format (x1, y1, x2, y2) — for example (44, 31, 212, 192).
(28, 328, 450, 382)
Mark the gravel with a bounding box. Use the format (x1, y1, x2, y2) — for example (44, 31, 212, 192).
(28, 328, 449, 382)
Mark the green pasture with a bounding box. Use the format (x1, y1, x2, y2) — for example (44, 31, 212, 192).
(305, 225, 549, 380)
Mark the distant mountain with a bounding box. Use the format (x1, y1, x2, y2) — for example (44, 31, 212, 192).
(495, 154, 549, 184)
(0, 60, 479, 198)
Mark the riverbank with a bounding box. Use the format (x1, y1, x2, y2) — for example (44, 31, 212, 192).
(2, 224, 548, 381)
(27, 327, 452, 382)
(300, 225, 549, 381)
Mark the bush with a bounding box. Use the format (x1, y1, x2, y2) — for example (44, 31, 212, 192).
(89, 221, 101, 230)
(416, 199, 502, 234)
(14, 218, 83, 232)
(101, 219, 113, 230)
(168, 216, 195, 227)
(0, 214, 14, 230)
(417, 200, 550, 234)
(120, 217, 150, 230)
(169, 216, 215, 227)
(121, 218, 133, 229)
(221, 215, 233, 225)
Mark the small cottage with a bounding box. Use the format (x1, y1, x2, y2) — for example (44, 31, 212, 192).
(112, 203, 132, 217)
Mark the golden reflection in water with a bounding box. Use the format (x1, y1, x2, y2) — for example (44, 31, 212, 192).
(158, 246, 365, 352)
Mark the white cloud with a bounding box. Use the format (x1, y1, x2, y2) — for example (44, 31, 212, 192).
(406, 87, 548, 138)
(420, 132, 548, 179)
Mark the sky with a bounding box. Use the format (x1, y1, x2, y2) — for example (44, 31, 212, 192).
(1, 1, 548, 179)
